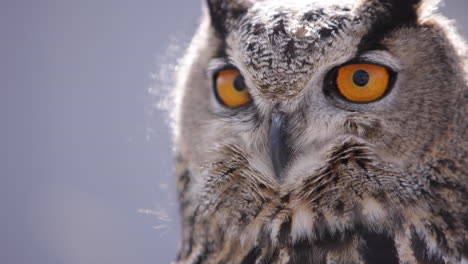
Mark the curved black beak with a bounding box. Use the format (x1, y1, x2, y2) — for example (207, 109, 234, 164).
(269, 111, 290, 179)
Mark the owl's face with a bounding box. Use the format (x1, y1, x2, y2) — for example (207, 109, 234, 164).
(174, 0, 467, 263)
(177, 0, 461, 180)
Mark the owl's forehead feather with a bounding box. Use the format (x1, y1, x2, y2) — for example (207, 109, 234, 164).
(221, 0, 431, 100)
(225, 2, 362, 99)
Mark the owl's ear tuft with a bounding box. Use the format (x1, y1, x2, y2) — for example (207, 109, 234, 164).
(358, 0, 440, 51)
(417, 0, 442, 21)
(374, 0, 441, 24)
(206, 0, 253, 37)
(382, 0, 422, 25)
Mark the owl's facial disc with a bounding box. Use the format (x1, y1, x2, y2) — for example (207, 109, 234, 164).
(207, 51, 400, 181)
(203, 0, 452, 183)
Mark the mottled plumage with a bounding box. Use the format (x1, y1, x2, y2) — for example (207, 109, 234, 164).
(173, 0, 467, 263)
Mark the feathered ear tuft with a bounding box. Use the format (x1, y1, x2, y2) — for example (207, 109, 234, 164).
(385, 0, 422, 25)
(357, 0, 441, 51)
(206, 0, 252, 36)
(374, 0, 441, 24)
(417, 0, 442, 21)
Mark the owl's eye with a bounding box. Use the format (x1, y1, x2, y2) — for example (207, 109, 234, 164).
(336, 64, 390, 102)
(214, 69, 252, 107)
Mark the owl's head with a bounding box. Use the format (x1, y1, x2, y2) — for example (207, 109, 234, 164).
(174, 0, 467, 262)
(175, 0, 465, 182)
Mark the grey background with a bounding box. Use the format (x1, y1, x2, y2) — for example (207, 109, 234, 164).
(1, 1, 466, 264)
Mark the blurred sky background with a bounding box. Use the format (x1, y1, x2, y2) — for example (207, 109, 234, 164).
(1, 1, 467, 264)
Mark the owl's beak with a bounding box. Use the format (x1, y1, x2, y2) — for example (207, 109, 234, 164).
(269, 111, 290, 179)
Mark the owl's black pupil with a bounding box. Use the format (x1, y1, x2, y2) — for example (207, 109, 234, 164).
(352, 70, 369, 87)
(233, 75, 246, 92)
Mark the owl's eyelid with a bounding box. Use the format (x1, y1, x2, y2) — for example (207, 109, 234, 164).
(355, 50, 401, 72)
(206, 58, 236, 78)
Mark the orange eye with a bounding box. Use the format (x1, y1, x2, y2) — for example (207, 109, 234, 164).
(336, 64, 390, 102)
(215, 69, 252, 107)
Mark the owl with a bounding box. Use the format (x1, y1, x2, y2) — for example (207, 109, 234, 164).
(172, 0, 467, 263)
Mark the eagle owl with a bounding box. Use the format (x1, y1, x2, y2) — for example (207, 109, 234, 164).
(172, 0, 467, 263)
